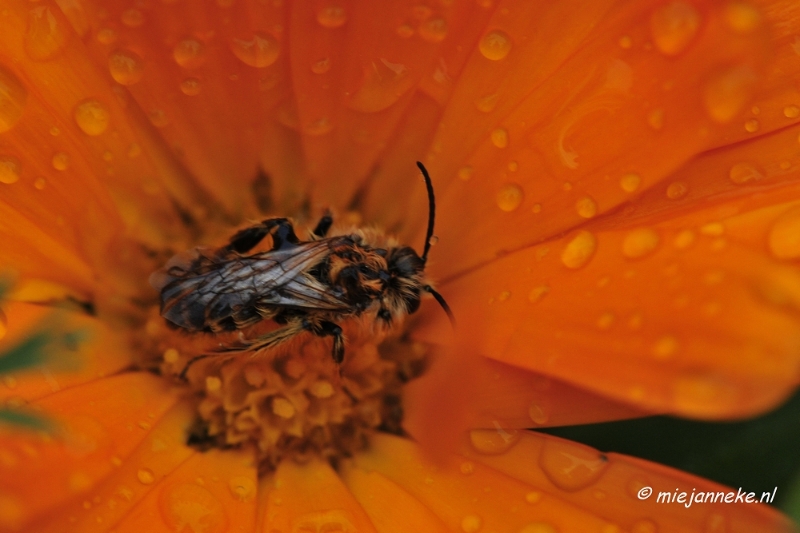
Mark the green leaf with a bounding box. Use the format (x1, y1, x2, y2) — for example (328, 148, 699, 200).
(0, 408, 52, 432)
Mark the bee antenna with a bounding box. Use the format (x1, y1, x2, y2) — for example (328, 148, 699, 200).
(416, 161, 436, 265)
(423, 285, 456, 328)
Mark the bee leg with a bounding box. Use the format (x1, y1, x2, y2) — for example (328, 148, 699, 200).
(303, 319, 345, 363)
(224, 218, 300, 254)
(312, 210, 333, 238)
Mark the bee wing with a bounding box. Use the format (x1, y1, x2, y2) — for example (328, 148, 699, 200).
(157, 238, 350, 331)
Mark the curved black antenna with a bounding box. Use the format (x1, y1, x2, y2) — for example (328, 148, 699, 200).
(416, 161, 436, 265)
(424, 285, 456, 328)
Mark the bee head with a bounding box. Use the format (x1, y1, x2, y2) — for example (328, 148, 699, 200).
(329, 247, 389, 304)
(385, 246, 425, 314)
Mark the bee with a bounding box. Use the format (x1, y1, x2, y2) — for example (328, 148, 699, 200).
(152, 162, 453, 376)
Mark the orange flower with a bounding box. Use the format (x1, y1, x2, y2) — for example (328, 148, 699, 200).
(0, 0, 798, 531)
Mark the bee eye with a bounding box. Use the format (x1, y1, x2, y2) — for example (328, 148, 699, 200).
(358, 265, 371, 275)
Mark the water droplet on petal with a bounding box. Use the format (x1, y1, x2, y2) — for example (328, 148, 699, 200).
(519, 523, 558, 533)
(459, 461, 474, 475)
(396, 23, 414, 38)
(528, 285, 549, 303)
(768, 206, 800, 259)
(0, 155, 21, 184)
(665, 181, 688, 199)
(469, 426, 520, 454)
(561, 231, 597, 269)
(539, 438, 608, 491)
(673, 372, 737, 415)
(673, 230, 695, 249)
(496, 183, 523, 212)
(34, 177, 46, 189)
(231, 33, 280, 68)
(137, 468, 155, 485)
(700, 222, 724, 236)
(121, 8, 144, 28)
(173, 38, 206, 69)
(52, 151, 69, 171)
(575, 196, 597, 218)
(228, 476, 256, 502)
(74, 99, 110, 136)
(490, 128, 508, 148)
(525, 491, 542, 504)
(479, 30, 512, 60)
(475, 93, 499, 112)
(291, 510, 356, 533)
(528, 403, 549, 424)
(620, 173, 642, 192)
(419, 17, 447, 43)
(703, 65, 758, 123)
(178, 77, 200, 96)
(461, 515, 482, 532)
(596, 312, 614, 330)
(96, 28, 117, 45)
(632, 519, 658, 533)
(346, 58, 414, 113)
(317, 6, 347, 28)
(728, 162, 762, 184)
(622, 228, 660, 259)
(744, 118, 759, 132)
(311, 57, 331, 74)
(652, 335, 679, 360)
(705, 512, 729, 533)
(148, 109, 170, 128)
(650, 1, 700, 56)
(0, 67, 28, 133)
(304, 117, 333, 136)
(109, 49, 144, 86)
(647, 108, 664, 130)
(159, 483, 226, 533)
(458, 166, 474, 181)
(25, 6, 70, 61)
(724, 2, 761, 34)
(783, 105, 800, 118)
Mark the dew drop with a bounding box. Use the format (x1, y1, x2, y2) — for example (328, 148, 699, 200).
(622, 228, 660, 259)
(0, 155, 22, 184)
(74, 99, 110, 136)
(620, 173, 642, 192)
(703, 65, 757, 124)
(479, 30, 512, 61)
(108, 49, 144, 86)
(148, 109, 170, 128)
(459, 461, 474, 475)
(121, 8, 144, 28)
(419, 17, 447, 43)
(647, 108, 664, 130)
(490, 127, 508, 148)
(768, 206, 800, 259)
(461, 515, 481, 532)
(673, 229, 696, 249)
(539, 438, 607, 491)
(469, 427, 521, 454)
(396, 24, 414, 38)
(650, 1, 700, 56)
(532, 203, 542, 213)
(231, 33, 280, 68)
(528, 285, 549, 303)
(528, 403, 549, 424)
(705, 512, 729, 533)
(496, 183, 523, 212)
(228, 476, 256, 502)
(127, 143, 142, 158)
(728, 162, 762, 184)
(632, 519, 658, 533)
(618, 35, 633, 48)
(137, 468, 155, 485)
(346, 58, 414, 113)
(292, 510, 356, 532)
(304, 117, 333, 136)
(24, 6, 70, 61)
(651, 335, 679, 360)
(34, 177, 46, 189)
(672, 372, 737, 415)
(0, 67, 27, 133)
(525, 491, 542, 504)
(784, 105, 800, 118)
(317, 6, 347, 28)
(744, 118, 759, 132)
(665, 181, 688, 199)
(519, 523, 558, 533)
(507, 160, 519, 172)
(458, 166, 474, 181)
(475, 93, 499, 112)
(159, 483, 226, 533)
(575, 196, 597, 219)
(311, 57, 331, 74)
(724, 2, 761, 34)
(96, 28, 117, 45)
(561, 231, 597, 269)
(699, 222, 724, 236)
(180, 77, 201, 96)
(173, 38, 206, 69)
(52, 151, 69, 171)
(596, 312, 615, 330)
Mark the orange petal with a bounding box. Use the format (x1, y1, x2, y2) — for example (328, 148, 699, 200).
(415, 176, 800, 419)
(0, 301, 132, 403)
(0, 373, 185, 531)
(340, 466, 451, 533)
(262, 457, 378, 532)
(113, 447, 258, 533)
(353, 432, 629, 532)
(462, 430, 796, 533)
(413, 0, 772, 277)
